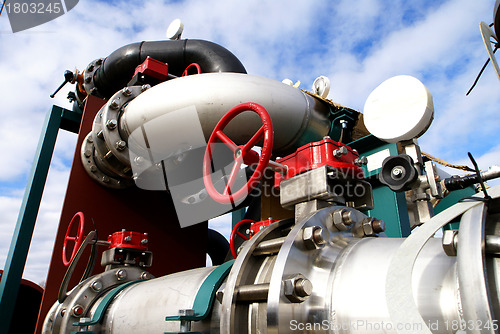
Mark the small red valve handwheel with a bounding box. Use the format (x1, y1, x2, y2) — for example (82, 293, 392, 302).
(203, 102, 274, 204)
(230, 219, 255, 258)
(62, 212, 85, 266)
(182, 63, 201, 76)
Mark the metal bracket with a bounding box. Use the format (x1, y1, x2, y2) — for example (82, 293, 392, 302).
(72, 280, 142, 327)
(164, 260, 234, 333)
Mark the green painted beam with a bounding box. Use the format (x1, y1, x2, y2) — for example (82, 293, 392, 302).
(231, 208, 245, 229)
(349, 135, 411, 237)
(0, 105, 80, 332)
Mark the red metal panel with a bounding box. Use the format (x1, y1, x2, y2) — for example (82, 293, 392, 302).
(274, 137, 365, 187)
(133, 56, 169, 81)
(35, 95, 207, 333)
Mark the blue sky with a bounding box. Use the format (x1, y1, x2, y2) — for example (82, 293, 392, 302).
(0, 0, 499, 283)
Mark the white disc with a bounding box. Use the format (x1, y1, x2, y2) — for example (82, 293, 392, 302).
(312, 76, 331, 98)
(166, 19, 184, 40)
(480, 21, 500, 81)
(363, 75, 434, 143)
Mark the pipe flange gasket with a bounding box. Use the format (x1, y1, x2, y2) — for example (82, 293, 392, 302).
(100, 85, 149, 167)
(82, 58, 105, 98)
(81, 133, 134, 189)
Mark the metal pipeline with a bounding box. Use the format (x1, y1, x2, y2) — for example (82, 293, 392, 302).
(82, 39, 247, 99)
(43, 186, 500, 333)
(81, 73, 331, 188)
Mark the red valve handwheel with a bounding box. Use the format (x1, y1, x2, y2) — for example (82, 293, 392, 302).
(230, 219, 255, 258)
(182, 63, 201, 76)
(62, 212, 85, 266)
(203, 102, 274, 205)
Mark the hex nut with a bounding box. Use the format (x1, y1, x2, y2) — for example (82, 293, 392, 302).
(442, 230, 458, 256)
(362, 217, 376, 236)
(283, 274, 313, 303)
(332, 209, 353, 231)
(302, 226, 327, 250)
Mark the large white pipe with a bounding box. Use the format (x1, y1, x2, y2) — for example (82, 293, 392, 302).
(120, 73, 331, 156)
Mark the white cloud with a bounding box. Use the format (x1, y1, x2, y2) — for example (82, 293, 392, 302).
(0, 0, 499, 285)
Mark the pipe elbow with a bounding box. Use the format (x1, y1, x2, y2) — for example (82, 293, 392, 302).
(87, 39, 246, 99)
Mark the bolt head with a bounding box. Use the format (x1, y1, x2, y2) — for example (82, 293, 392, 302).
(216, 288, 224, 303)
(372, 219, 386, 233)
(294, 278, 313, 297)
(106, 119, 117, 130)
(354, 156, 368, 166)
(442, 230, 458, 256)
(110, 99, 119, 110)
(122, 87, 132, 96)
(72, 305, 84, 317)
(140, 272, 151, 280)
(115, 269, 127, 280)
(91, 280, 103, 292)
(178, 308, 194, 316)
(391, 166, 405, 179)
(116, 140, 127, 151)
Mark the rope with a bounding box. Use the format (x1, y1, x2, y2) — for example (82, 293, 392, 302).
(421, 151, 475, 172)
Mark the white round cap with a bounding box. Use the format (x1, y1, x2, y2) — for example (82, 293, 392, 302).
(363, 75, 434, 143)
(312, 76, 331, 98)
(166, 19, 184, 40)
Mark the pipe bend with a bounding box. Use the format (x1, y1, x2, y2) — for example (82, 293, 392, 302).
(120, 73, 331, 156)
(91, 39, 247, 98)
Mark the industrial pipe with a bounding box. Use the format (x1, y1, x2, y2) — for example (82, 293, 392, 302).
(43, 186, 500, 333)
(82, 73, 331, 188)
(83, 39, 247, 99)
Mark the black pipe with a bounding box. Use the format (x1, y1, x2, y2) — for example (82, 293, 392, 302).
(207, 228, 230, 266)
(92, 39, 247, 98)
(443, 174, 479, 191)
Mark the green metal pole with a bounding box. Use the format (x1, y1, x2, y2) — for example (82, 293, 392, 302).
(0, 106, 63, 332)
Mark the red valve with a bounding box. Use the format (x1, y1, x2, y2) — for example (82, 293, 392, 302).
(230, 219, 255, 258)
(62, 212, 85, 266)
(182, 63, 201, 76)
(203, 102, 274, 204)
